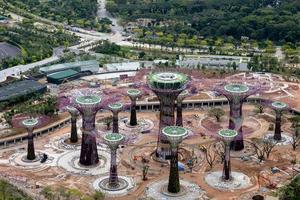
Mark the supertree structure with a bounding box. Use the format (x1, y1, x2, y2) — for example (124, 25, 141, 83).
(162, 126, 188, 193)
(214, 83, 260, 151)
(66, 105, 79, 143)
(108, 102, 123, 133)
(147, 71, 189, 159)
(22, 118, 39, 160)
(74, 95, 102, 166)
(218, 129, 238, 181)
(126, 89, 141, 126)
(103, 133, 125, 188)
(12, 114, 49, 161)
(269, 101, 289, 141)
(176, 90, 189, 126)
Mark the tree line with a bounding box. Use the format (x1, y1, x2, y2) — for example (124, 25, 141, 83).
(0, 19, 78, 69)
(5, 0, 111, 30)
(107, 0, 300, 44)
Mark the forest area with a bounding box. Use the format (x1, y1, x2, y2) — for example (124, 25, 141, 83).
(107, 0, 300, 44)
(0, 19, 78, 69)
(4, 0, 100, 29)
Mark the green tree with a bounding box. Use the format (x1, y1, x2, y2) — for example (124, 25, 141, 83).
(279, 175, 300, 200)
(92, 191, 105, 200)
(139, 51, 146, 59)
(254, 103, 264, 114)
(208, 107, 225, 122)
(289, 116, 300, 151)
(0, 180, 32, 200)
(232, 62, 237, 71)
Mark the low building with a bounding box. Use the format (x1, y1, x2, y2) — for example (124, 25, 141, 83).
(104, 62, 140, 72)
(39, 60, 99, 74)
(176, 55, 250, 71)
(0, 80, 47, 102)
(46, 69, 81, 84)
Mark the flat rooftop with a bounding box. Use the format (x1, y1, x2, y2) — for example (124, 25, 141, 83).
(47, 69, 79, 80)
(0, 80, 47, 102)
(39, 60, 99, 74)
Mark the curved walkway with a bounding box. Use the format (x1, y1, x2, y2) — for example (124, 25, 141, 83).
(0, 97, 299, 148)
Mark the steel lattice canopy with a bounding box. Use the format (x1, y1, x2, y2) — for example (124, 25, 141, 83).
(75, 95, 101, 105)
(148, 72, 188, 90)
(224, 84, 249, 93)
(179, 90, 189, 96)
(104, 133, 125, 147)
(127, 89, 141, 96)
(218, 129, 238, 141)
(162, 126, 188, 144)
(108, 102, 123, 110)
(271, 101, 287, 109)
(22, 118, 39, 127)
(66, 105, 79, 113)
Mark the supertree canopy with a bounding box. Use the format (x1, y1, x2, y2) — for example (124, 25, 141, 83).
(127, 89, 141, 126)
(270, 101, 289, 141)
(12, 114, 49, 161)
(59, 88, 122, 166)
(108, 102, 123, 133)
(147, 71, 189, 159)
(214, 83, 260, 151)
(22, 118, 39, 160)
(74, 94, 102, 166)
(162, 126, 188, 193)
(103, 133, 125, 188)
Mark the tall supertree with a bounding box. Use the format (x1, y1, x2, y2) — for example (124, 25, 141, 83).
(108, 102, 123, 133)
(162, 126, 188, 193)
(74, 95, 102, 166)
(147, 72, 189, 159)
(66, 105, 79, 143)
(214, 83, 260, 151)
(176, 90, 189, 126)
(103, 133, 125, 188)
(218, 129, 238, 181)
(12, 114, 49, 161)
(126, 89, 141, 126)
(269, 101, 288, 141)
(22, 118, 39, 160)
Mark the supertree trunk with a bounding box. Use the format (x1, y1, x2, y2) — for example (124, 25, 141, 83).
(109, 148, 119, 187)
(176, 101, 183, 126)
(229, 100, 244, 151)
(157, 95, 177, 159)
(70, 117, 78, 143)
(80, 114, 99, 166)
(130, 99, 137, 126)
(27, 130, 36, 160)
(222, 144, 231, 180)
(274, 112, 282, 141)
(112, 113, 119, 133)
(168, 147, 180, 193)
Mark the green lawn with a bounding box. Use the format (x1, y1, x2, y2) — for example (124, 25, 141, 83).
(0, 179, 32, 200)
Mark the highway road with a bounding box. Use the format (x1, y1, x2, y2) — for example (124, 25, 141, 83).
(0, 0, 131, 82)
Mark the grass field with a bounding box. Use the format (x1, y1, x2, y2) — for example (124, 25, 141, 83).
(0, 179, 32, 200)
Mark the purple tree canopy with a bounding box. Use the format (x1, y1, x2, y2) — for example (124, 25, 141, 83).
(12, 114, 50, 130)
(213, 81, 263, 101)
